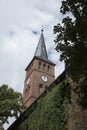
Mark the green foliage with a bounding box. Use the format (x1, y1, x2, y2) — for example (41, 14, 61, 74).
(54, 0, 87, 81)
(18, 81, 68, 130)
(0, 125, 4, 130)
(74, 74, 87, 109)
(54, 0, 87, 109)
(0, 84, 23, 128)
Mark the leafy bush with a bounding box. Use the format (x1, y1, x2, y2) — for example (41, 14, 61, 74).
(18, 81, 68, 130)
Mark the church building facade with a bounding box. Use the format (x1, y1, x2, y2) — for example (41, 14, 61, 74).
(23, 30, 55, 107)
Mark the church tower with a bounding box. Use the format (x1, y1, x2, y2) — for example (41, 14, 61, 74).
(23, 30, 55, 107)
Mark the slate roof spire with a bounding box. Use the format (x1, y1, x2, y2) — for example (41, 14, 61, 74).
(34, 29, 48, 60)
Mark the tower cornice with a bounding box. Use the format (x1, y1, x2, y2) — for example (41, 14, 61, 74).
(25, 56, 55, 71)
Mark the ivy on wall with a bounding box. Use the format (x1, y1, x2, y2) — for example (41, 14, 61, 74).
(18, 81, 68, 130)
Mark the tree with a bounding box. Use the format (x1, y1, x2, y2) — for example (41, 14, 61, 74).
(54, 0, 87, 81)
(0, 84, 23, 129)
(54, 0, 87, 108)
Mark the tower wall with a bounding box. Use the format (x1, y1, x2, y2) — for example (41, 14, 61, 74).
(23, 30, 55, 108)
(23, 58, 55, 107)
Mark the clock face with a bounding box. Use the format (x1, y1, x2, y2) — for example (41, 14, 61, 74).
(27, 78, 30, 85)
(42, 76, 48, 82)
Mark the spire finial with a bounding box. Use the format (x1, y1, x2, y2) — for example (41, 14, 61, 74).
(41, 26, 44, 33)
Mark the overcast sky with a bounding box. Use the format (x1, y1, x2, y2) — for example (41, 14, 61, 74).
(0, 0, 65, 129)
(0, 0, 65, 94)
(0, 0, 64, 128)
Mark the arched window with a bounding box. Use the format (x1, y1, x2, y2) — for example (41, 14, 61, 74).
(38, 62, 41, 69)
(43, 64, 46, 71)
(48, 65, 50, 73)
(39, 84, 44, 94)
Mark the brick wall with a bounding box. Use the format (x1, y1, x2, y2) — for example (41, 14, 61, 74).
(23, 58, 55, 108)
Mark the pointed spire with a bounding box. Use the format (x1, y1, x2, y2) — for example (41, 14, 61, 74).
(25, 29, 55, 71)
(34, 29, 48, 60)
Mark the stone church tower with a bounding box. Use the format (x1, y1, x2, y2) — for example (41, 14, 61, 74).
(23, 30, 55, 107)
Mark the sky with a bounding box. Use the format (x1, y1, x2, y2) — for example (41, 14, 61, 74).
(0, 0, 64, 128)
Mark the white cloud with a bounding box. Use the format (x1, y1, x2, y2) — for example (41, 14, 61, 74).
(0, 0, 64, 129)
